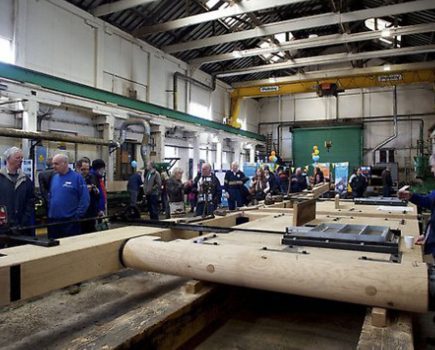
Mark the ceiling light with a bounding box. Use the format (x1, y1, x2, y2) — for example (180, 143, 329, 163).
(383, 65, 391, 71)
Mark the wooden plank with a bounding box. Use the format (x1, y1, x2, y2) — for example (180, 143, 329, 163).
(316, 200, 418, 219)
(357, 310, 413, 350)
(293, 199, 316, 226)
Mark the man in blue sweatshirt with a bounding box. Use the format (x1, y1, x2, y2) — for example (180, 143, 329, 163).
(399, 154, 435, 262)
(48, 154, 90, 238)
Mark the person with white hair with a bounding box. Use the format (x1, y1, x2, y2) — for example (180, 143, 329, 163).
(290, 167, 308, 193)
(193, 163, 222, 217)
(48, 153, 89, 238)
(224, 161, 248, 210)
(166, 167, 185, 216)
(0, 147, 35, 234)
(399, 154, 435, 262)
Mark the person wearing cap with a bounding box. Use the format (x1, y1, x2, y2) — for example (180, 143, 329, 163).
(399, 154, 435, 262)
(0, 147, 35, 235)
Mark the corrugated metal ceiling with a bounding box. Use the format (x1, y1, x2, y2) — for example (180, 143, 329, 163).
(65, 0, 435, 85)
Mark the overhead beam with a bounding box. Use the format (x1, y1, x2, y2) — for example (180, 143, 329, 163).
(230, 67, 435, 100)
(163, 0, 435, 53)
(215, 45, 435, 77)
(133, 0, 311, 36)
(232, 61, 435, 87)
(91, 0, 158, 17)
(189, 23, 435, 67)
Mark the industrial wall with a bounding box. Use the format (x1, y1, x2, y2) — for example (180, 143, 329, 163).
(0, 0, 233, 124)
(255, 84, 435, 177)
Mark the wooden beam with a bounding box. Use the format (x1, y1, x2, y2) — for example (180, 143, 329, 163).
(293, 199, 316, 226)
(357, 310, 413, 349)
(0, 213, 244, 307)
(122, 234, 429, 312)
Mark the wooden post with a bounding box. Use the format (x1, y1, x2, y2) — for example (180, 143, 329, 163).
(371, 307, 388, 327)
(184, 280, 204, 294)
(293, 199, 316, 226)
(335, 194, 340, 209)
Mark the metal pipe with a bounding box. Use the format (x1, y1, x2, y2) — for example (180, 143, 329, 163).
(37, 108, 53, 131)
(173, 72, 216, 111)
(257, 112, 432, 130)
(119, 118, 151, 166)
(371, 86, 399, 165)
(0, 127, 114, 146)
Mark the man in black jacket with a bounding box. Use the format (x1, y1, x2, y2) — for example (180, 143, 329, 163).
(350, 167, 367, 198)
(290, 167, 308, 193)
(77, 158, 100, 233)
(0, 147, 35, 237)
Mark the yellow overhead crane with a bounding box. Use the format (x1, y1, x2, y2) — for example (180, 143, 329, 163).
(225, 65, 435, 128)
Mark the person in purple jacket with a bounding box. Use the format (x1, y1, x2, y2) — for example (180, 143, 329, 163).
(399, 154, 435, 261)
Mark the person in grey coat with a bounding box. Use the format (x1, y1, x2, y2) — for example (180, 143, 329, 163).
(143, 161, 162, 220)
(0, 147, 35, 236)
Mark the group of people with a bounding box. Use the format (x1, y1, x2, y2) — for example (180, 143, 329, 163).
(0, 146, 107, 240)
(127, 161, 323, 219)
(348, 167, 393, 198)
(127, 161, 223, 220)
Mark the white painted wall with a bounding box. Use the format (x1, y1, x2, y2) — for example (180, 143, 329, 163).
(0, 0, 231, 124)
(0, 0, 13, 41)
(256, 84, 435, 178)
(239, 98, 261, 133)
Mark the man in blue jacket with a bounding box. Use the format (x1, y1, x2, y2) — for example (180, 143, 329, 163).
(399, 154, 435, 261)
(0, 147, 35, 237)
(48, 154, 89, 238)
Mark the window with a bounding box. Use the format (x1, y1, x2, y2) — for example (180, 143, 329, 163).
(115, 142, 136, 180)
(0, 37, 14, 64)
